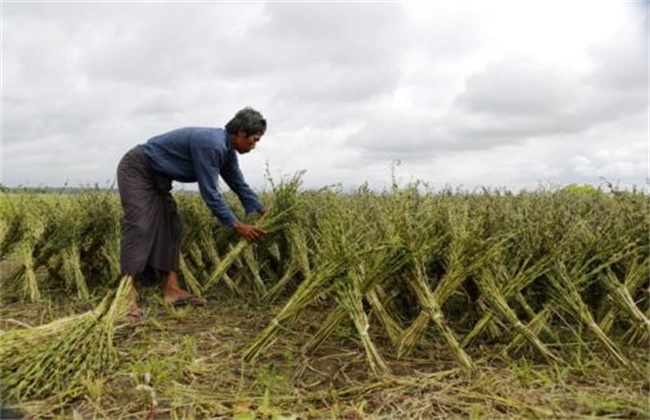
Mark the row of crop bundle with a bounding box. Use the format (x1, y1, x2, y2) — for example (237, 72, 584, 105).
(0, 174, 307, 303)
(1, 183, 649, 373)
(243, 185, 650, 373)
(0, 190, 266, 301)
(0, 191, 123, 301)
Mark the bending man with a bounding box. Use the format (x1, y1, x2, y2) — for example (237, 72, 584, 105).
(116, 107, 267, 320)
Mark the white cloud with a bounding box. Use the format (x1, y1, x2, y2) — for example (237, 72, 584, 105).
(1, 1, 647, 191)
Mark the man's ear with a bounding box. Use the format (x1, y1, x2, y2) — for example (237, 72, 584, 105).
(233, 131, 246, 143)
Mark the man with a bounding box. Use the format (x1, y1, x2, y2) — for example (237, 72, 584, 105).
(117, 107, 267, 321)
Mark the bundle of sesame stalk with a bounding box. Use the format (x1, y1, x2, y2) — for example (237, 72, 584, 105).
(243, 193, 413, 366)
(0, 275, 133, 402)
(203, 206, 298, 291)
(204, 173, 303, 293)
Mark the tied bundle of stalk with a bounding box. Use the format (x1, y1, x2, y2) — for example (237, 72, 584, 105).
(0, 276, 133, 402)
(205, 171, 303, 292)
(204, 205, 297, 291)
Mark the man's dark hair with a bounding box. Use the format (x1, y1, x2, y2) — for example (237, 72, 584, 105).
(225, 107, 267, 136)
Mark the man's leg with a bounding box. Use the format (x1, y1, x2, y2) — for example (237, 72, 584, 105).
(117, 147, 155, 324)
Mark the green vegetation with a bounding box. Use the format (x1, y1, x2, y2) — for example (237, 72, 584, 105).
(0, 177, 648, 418)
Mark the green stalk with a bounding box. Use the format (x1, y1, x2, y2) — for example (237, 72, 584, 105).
(204, 206, 296, 291)
(243, 261, 344, 362)
(335, 272, 391, 376)
(0, 276, 132, 402)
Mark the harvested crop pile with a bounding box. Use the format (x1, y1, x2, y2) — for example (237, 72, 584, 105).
(0, 276, 132, 401)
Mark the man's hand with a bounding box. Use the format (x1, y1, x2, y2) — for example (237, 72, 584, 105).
(258, 206, 267, 216)
(232, 221, 266, 242)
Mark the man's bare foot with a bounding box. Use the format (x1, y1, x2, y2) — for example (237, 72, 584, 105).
(163, 270, 207, 306)
(164, 292, 207, 307)
(119, 277, 147, 323)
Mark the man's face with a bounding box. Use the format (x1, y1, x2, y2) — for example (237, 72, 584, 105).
(233, 132, 262, 154)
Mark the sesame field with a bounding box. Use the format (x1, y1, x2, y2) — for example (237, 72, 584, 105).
(1, 177, 649, 419)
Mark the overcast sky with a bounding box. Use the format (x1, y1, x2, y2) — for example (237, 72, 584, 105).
(1, 1, 647, 192)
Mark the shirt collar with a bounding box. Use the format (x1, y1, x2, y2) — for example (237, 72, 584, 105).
(226, 132, 235, 151)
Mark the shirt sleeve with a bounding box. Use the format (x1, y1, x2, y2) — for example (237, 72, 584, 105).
(220, 151, 264, 215)
(190, 142, 239, 227)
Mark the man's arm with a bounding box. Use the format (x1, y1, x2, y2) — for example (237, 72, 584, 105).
(220, 151, 265, 215)
(192, 144, 265, 241)
(191, 145, 239, 227)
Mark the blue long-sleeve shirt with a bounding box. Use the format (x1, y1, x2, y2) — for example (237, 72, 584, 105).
(140, 127, 263, 227)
